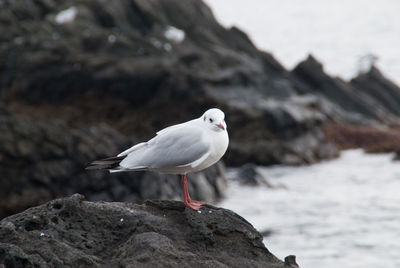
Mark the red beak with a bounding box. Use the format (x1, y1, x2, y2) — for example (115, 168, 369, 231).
(217, 123, 225, 130)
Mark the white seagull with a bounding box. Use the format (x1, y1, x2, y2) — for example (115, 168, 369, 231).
(87, 108, 229, 210)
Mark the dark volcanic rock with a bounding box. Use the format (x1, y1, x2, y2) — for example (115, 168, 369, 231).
(293, 57, 400, 155)
(351, 66, 400, 117)
(224, 96, 338, 166)
(2, 0, 400, 167)
(1, 0, 339, 167)
(0, 194, 291, 268)
(236, 163, 263, 185)
(293, 55, 400, 125)
(233, 163, 272, 186)
(0, 110, 226, 219)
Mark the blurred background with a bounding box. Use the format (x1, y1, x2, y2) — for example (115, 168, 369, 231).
(1, 0, 400, 267)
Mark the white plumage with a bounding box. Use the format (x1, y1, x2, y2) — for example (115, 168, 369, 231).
(87, 108, 229, 210)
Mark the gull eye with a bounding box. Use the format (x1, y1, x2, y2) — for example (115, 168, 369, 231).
(209, 118, 213, 123)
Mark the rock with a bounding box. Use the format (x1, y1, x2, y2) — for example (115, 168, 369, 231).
(284, 255, 300, 268)
(2, 0, 400, 224)
(323, 122, 400, 154)
(0, 110, 226, 219)
(0, 194, 292, 268)
(1, 0, 339, 167)
(293, 55, 400, 125)
(235, 163, 269, 186)
(232, 164, 290, 189)
(2, 0, 400, 166)
(351, 66, 400, 117)
(224, 96, 338, 166)
(0, 102, 10, 115)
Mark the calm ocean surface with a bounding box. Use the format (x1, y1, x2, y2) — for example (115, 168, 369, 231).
(219, 150, 400, 268)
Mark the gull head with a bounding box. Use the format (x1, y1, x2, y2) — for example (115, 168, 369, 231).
(202, 108, 227, 132)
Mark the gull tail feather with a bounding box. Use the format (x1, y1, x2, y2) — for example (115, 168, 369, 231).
(85, 156, 125, 170)
(109, 167, 148, 173)
(86, 156, 149, 173)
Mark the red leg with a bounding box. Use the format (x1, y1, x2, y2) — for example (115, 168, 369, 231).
(181, 174, 205, 210)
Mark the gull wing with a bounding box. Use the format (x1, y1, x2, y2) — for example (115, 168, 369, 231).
(120, 124, 210, 170)
(117, 119, 197, 157)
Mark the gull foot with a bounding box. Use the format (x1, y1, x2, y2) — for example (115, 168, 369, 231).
(184, 200, 205, 210)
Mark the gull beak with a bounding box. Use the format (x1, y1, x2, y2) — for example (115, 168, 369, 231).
(217, 123, 225, 130)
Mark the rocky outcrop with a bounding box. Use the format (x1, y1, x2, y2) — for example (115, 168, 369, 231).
(0, 108, 226, 219)
(0, 194, 294, 268)
(350, 66, 400, 118)
(292, 57, 400, 156)
(2, 0, 400, 166)
(1, 0, 338, 167)
(2, 0, 400, 220)
(293, 56, 400, 125)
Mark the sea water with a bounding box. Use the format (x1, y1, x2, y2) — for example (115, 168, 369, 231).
(204, 0, 400, 86)
(218, 150, 400, 268)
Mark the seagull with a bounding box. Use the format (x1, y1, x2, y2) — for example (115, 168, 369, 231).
(86, 108, 229, 210)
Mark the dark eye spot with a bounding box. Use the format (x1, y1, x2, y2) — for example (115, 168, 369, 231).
(209, 118, 213, 123)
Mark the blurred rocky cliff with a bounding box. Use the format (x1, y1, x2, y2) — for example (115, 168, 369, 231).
(1, 0, 400, 218)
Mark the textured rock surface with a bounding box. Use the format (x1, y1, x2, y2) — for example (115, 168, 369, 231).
(1, 0, 339, 167)
(0, 194, 291, 268)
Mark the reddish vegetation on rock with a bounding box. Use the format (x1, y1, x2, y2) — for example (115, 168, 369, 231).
(324, 123, 400, 154)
